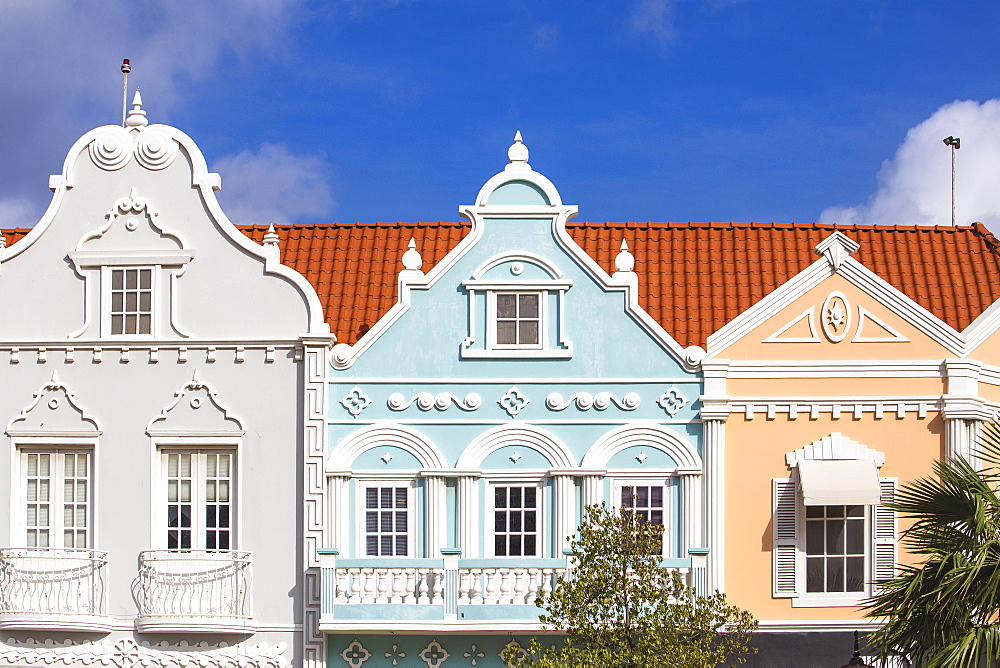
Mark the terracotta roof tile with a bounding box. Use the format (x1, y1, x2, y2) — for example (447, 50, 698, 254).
(8, 222, 999, 349)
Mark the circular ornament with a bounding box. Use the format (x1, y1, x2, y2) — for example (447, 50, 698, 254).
(135, 130, 178, 170)
(88, 128, 133, 171)
(821, 291, 852, 343)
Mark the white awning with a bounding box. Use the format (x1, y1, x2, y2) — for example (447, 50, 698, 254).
(797, 459, 881, 506)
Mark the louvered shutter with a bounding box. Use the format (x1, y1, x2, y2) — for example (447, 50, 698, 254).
(773, 478, 798, 597)
(872, 478, 897, 592)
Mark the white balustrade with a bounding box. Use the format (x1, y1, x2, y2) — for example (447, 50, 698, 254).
(131, 550, 252, 623)
(0, 548, 108, 627)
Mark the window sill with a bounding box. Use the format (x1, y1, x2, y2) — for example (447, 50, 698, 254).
(0, 612, 113, 633)
(460, 348, 572, 359)
(791, 595, 866, 608)
(135, 616, 256, 634)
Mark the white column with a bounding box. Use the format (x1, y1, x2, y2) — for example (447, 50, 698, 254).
(329, 475, 349, 552)
(943, 359, 987, 467)
(424, 475, 446, 558)
(552, 474, 576, 554)
(678, 471, 702, 556)
(456, 475, 479, 558)
(581, 474, 603, 509)
(702, 416, 725, 593)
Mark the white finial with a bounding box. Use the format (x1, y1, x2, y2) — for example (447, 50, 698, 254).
(49, 369, 60, 385)
(263, 224, 281, 261)
(505, 130, 530, 171)
(614, 239, 635, 273)
(126, 90, 148, 128)
(191, 368, 202, 386)
(401, 237, 423, 272)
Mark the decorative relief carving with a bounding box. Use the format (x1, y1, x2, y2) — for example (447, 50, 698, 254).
(418, 639, 450, 668)
(340, 640, 371, 667)
(147, 370, 244, 434)
(498, 386, 530, 417)
(7, 370, 101, 434)
(657, 386, 688, 416)
(821, 291, 851, 342)
(545, 391, 639, 411)
(134, 129, 179, 170)
(0, 638, 288, 667)
(387, 391, 482, 412)
(341, 386, 371, 417)
(88, 127, 133, 171)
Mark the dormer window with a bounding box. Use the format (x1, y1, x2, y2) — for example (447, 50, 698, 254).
(492, 292, 541, 348)
(461, 254, 572, 359)
(109, 267, 153, 335)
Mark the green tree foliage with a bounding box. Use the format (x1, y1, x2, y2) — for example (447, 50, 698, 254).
(502, 504, 756, 667)
(866, 421, 1000, 666)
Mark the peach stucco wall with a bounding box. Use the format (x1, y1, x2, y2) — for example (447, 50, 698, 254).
(724, 413, 944, 620)
(720, 274, 954, 361)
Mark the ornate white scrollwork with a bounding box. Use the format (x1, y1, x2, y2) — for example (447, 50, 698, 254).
(341, 386, 371, 418)
(0, 638, 288, 667)
(135, 129, 179, 170)
(545, 391, 640, 411)
(498, 386, 530, 417)
(88, 127, 133, 171)
(387, 391, 481, 412)
(657, 386, 688, 416)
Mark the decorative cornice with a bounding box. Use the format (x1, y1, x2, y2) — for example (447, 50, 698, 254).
(0, 637, 287, 667)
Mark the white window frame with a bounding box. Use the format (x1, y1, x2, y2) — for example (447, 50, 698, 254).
(100, 264, 158, 337)
(487, 478, 546, 558)
(773, 476, 896, 607)
(612, 477, 676, 558)
(486, 291, 545, 350)
(356, 479, 418, 558)
(15, 447, 94, 550)
(156, 447, 237, 552)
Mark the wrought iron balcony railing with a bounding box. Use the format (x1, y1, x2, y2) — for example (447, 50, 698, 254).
(132, 550, 253, 633)
(0, 547, 110, 632)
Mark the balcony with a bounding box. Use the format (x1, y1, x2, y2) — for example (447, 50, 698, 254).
(132, 550, 253, 633)
(318, 550, 700, 632)
(0, 547, 110, 632)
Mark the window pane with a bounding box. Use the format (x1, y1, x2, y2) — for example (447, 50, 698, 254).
(381, 488, 392, 508)
(112, 270, 124, 289)
(366, 536, 378, 556)
(126, 270, 138, 289)
(395, 488, 407, 508)
(519, 294, 539, 318)
(651, 486, 663, 506)
(806, 557, 824, 592)
(126, 293, 137, 310)
(509, 536, 522, 557)
(519, 321, 538, 344)
(510, 511, 522, 532)
(381, 536, 392, 555)
(846, 557, 865, 592)
(381, 513, 392, 532)
(827, 557, 845, 592)
(366, 488, 378, 508)
(497, 321, 516, 344)
(846, 519, 865, 554)
(826, 521, 845, 555)
(497, 294, 517, 318)
(525, 511, 536, 532)
(621, 486, 635, 507)
(495, 535, 506, 556)
(395, 511, 407, 533)
(139, 269, 152, 289)
(510, 487, 522, 508)
(495, 513, 507, 532)
(827, 506, 845, 518)
(395, 535, 408, 556)
(495, 488, 507, 508)
(806, 521, 824, 555)
(524, 535, 536, 556)
(524, 486, 536, 507)
(805, 505, 823, 518)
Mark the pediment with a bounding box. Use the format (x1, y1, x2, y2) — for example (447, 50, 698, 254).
(719, 273, 952, 360)
(72, 187, 188, 261)
(147, 371, 244, 436)
(6, 372, 100, 436)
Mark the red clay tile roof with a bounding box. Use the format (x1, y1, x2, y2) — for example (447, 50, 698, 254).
(6, 222, 999, 348)
(239, 221, 1000, 348)
(0, 228, 32, 246)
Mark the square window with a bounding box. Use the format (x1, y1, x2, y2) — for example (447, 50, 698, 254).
(491, 292, 542, 349)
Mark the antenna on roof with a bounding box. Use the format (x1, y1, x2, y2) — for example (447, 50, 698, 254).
(121, 59, 131, 127)
(943, 136, 961, 226)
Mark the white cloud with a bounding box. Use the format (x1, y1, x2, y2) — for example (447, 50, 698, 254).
(211, 143, 335, 225)
(630, 0, 677, 46)
(0, 0, 307, 228)
(819, 99, 1000, 230)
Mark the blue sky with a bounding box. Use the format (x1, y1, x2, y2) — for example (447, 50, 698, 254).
(2, 1, 1000, 229)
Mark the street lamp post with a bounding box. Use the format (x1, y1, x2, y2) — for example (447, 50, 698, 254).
(839, 630, 872, 668)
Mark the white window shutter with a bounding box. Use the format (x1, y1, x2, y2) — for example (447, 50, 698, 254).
(873, 478, 897, 590)
(773, 478, 798, 597)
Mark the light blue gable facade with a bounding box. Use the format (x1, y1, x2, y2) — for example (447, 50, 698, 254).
(320, 135, 707, 666)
